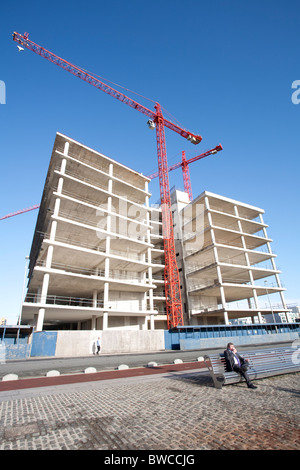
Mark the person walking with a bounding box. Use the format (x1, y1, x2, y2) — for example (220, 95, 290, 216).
(96, 337, 101, 355)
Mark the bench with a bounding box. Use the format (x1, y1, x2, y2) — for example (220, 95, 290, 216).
(204, 346, 300, 389)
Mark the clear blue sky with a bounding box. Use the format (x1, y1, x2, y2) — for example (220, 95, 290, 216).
(1, 0, 299, 324)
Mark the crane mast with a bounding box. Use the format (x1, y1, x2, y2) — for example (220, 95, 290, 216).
(154, 104, 182, 328)
(12, 32, 204, 329)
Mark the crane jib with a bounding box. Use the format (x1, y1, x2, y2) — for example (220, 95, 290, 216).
(12, 32, 202, 144)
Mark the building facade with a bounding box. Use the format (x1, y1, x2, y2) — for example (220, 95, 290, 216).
(22, 133, 161, 331)
(172, 189, 290, 325)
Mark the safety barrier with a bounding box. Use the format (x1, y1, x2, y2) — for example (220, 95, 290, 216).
(165, 323, 300, 350)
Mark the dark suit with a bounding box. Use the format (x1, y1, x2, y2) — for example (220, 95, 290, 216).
(224, 348, 252, 386)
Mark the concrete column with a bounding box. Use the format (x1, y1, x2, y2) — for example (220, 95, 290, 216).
(45, 245, 54, 269)
(64, 141, 69, 156)
(38, 274, 49, 330)
(53, 198, 61, 217)
(142, 316, 148, 330)
(150, 314, 155, 330)
(149, 288, 154, 311)
(216, 265, 223, 285)
(103, 311, 108, 330)
(204, 196, 210, 211)
(60, 158, 67, 174)
(49, 220, 57, 241)
(36, 308, 45, 332)
(57, 177, 64, 195)
(106, 196, 112, 255)
(252, 286, 259, 309)
(257, 312, 263, 323)
(143, 291, 147, 311)
(104, 258, 110, 278)
(108, 177, 113, 194)
(233, 205, 241, 223)
(219, 285, 227, 310)
(91, 315, 96, 330)
(93, 290, 98, 308)
(104, 281, 109, 307)
(41, 273, 50, 304)
(223, 311, 229, 325)
(279, 291, 287, 310)
(213, 245, 219, 263)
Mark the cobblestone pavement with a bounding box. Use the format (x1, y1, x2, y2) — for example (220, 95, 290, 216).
(0, 369, 299, 451)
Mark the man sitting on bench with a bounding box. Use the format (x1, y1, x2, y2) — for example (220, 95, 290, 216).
(224, 343, 257, 389)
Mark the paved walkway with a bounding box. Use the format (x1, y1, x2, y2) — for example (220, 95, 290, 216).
(0, 363, 299, 451)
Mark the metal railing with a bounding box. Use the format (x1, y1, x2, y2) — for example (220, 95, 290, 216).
(24, 293, 103, 308)
(42, 232, 149, 264)
(36, 260, 151, 284)
(24, 293, 155, 311)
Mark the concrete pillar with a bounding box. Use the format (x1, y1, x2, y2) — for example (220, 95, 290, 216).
(103, 311, 108, 330)
(142, 316, 148, 330)
(104, 258, 110, 278)
(149, 288, 154, 311)
(45, 245, 54, 269)
(57, 177, 64, 194)
(223, 311, 229, 325)
(93, 290, 98, 308)
(60, 158, 67, 174)
(219, 285, 226, 309)
(49, 220, 57, 241)
(106, 196, 112, 257)
(64, 141, 69, 156)
(150, 314, 155, 330)
(252, 287, 259, 309)
(108, 177, 113, 194)
(53, 198, 61, 217)
(91, 315, 96, 330)
(36, 308, 45, 331)
(104, 282, 109, 308)
(279, 291, 287, 310)
(41, 273, 50, 304)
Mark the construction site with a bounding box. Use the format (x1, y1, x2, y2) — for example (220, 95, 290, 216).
(1, 32, 296, 355)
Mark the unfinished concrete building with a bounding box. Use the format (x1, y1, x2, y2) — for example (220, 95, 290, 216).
(21, 134, 289, 331)
(22, 133, 160, 331)
(172, 189, 289, 325)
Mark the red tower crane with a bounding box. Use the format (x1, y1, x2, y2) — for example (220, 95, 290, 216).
(12, 32, 205, 329)
(148, 144, 222, 200)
